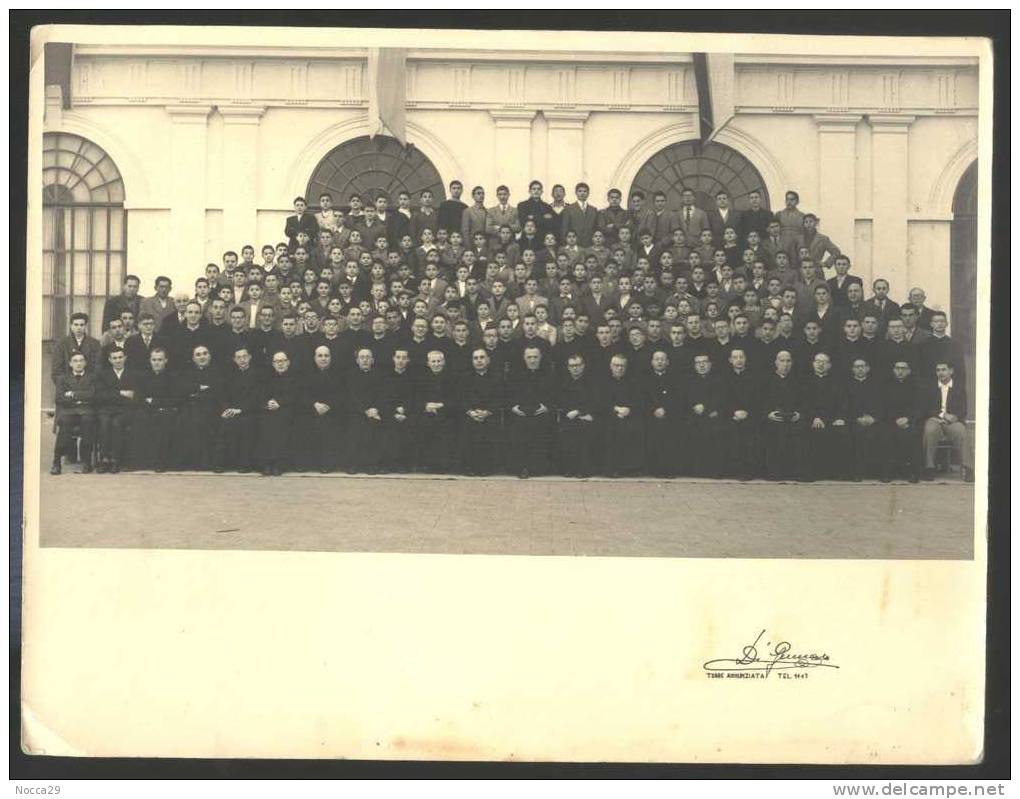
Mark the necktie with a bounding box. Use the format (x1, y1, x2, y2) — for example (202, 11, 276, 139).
(685, 207, 691, 226)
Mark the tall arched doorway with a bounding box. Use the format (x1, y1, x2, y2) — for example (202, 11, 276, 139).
(950, 160, 977, 405)
(628, 140, 770, 212)
(42, 132, 127, 340)
(305, 135, 445, 210)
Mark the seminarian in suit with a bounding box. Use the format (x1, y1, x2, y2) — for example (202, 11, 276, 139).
(461, 186, 489, 245)
(676, 191, 709, 243)
(827, 260, 864, 308)
(560, 183, 600, 247)
(485, 187, 520, 248)
(706, 191, 745, 247)
(919, 362, 972, 480)
(284, 197, 320, 251)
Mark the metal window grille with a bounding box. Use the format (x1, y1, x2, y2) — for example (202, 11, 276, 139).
(305, 135, 445, 212)
(629, 140, 771, 212)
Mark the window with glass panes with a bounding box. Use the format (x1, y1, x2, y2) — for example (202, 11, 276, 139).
(305, 135, 445, 211)
(629, 140, 770, 213)
(42, 133, 127, 340)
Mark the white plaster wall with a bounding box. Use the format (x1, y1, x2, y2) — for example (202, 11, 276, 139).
(908, 115, 979, 214)
(125, 209, 171, 290)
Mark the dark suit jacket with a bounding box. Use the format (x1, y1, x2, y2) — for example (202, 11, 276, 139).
(51, 334, 103, 382)
(862, 298, 901, 331)
(707, 207, 745, 246)
(676, 206, 708, 243)
(285, 213, 320, 248)
(918, 380, 968, 421)
(827, 275, 864, 308)
(561, 203, 600, 247)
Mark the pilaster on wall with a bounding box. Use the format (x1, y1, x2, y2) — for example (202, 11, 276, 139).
(869, 114, 916, 296)
(167, 105, 213, 273)
(489, 110, 535, 200)
(219, 105, 266, 251)
(544, 111, 589, 197)
(813, 114, 861, 267)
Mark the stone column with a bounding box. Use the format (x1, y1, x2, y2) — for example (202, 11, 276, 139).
(166, 105, 213, 274)
(489, 110, 535, 199)
(544, 111, 589, 196)
(219, 105, 266, 251)
(813, 114, 862, 271)
(868, 114, 915, 297)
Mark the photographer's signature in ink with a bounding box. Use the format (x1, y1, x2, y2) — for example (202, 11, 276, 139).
(703, 629, 839, 678)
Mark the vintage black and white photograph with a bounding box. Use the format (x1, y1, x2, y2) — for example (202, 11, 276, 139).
(34, 30, 981, 560)
(18, 21, 997, 766)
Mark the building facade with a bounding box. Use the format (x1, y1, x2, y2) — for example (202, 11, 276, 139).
(41, 45, 979, 346)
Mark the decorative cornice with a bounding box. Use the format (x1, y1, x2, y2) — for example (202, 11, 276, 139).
(812, 113, 863, 132)
(165, 104, 214, 123)
(543, 110, 590, 129)
(489, 109, 536, 129)
(218, 104, 267, 123)
(868, 113, 917, 132)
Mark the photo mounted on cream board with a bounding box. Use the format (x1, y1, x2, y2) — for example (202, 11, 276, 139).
(21, 23, 991, 762)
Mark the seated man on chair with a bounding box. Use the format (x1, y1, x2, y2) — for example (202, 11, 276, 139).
(920, 361, 974, 482)
(51, 351, 98, 475)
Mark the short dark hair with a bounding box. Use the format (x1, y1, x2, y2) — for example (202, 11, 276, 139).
(293, 196, 306, 205)
(69, 311, 89, 324)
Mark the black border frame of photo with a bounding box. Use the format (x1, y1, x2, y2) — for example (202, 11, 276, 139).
(9, 9, 1010, 781)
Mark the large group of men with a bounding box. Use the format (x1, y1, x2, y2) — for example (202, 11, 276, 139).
(49, 179, 974, 482)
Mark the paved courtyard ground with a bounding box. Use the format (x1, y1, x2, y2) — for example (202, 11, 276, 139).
(34, 424, 975, 560)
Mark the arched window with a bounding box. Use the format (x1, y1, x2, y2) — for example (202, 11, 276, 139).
(629, 140, 770, 212)
(305, 135, 445, 210)
(950, 159, 977, 407)
(42, 132, 127, 340)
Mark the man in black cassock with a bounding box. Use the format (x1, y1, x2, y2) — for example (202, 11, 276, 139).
(846, 357, 886, 481)
(297, 345, 344, 472)
(129, 347, 179, 472)
(602, 354, 645, 477)
(760, 350, 804, 481)
(460, 348, 504, 476)
(415, 350, 457, 473)
(801, 352, 850, 481)
(380, 348, 416, 473)
(641, 349, 684, 478)
(346, 348, 386, 473)
(722, 348, 760, 480)
(213, 347, 262, 473)
(256, 350, 299, 476)
(685, 353, 726, 478)
(885, 359, 922, 483)
(171, 343, 225, 470)
(556, 353, 599, 478)
(507, 346, 556, 478)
